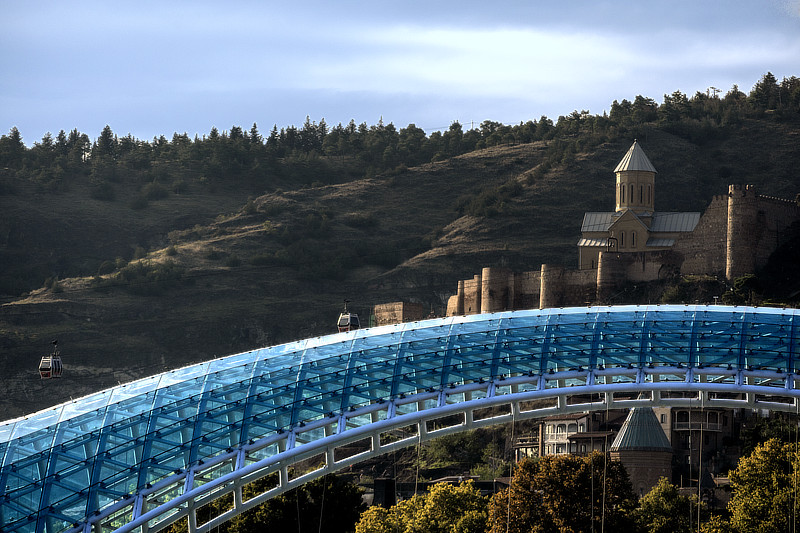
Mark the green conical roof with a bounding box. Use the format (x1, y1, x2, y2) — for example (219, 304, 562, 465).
(610, 407, 672, 452)
(614, 140, 657, 173)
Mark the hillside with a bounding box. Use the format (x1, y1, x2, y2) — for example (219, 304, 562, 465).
(2, 85, 800, 418)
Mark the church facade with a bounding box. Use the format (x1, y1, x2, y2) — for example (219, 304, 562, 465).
(577, 140, 700, 270)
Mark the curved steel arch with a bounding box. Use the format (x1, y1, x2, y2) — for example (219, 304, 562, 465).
(1, 305, 800, 533)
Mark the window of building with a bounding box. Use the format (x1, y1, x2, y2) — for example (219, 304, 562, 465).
(647, 185, 651, 204)
(631, 231, 636, 247)
(660, 414, 666, 423)
(630, 184, 634, 201)
(640, 185, 643, 203)
(621, 184, 625, 202)
(579, 423, 585, 432)
(568, 423, 577, 433)
(580, 444, 586, 453)
(557, 424, 566, 434)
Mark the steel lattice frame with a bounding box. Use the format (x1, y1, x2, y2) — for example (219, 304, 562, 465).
(1, 305, 800, 533)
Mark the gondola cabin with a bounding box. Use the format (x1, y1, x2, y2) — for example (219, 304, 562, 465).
(337, 312, 360, 333)
(39, 341, 63, 379)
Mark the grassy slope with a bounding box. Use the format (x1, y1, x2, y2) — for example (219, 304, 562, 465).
(1, 119, 799, 418)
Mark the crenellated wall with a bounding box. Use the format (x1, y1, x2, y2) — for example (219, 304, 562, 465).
(675, 194, 728, 275)
(443, 183, 799, 316)
(727, 186, 800, 280)
(373, 302, 425, 327)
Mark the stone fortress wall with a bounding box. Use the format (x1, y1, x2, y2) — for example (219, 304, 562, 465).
(444, 185, 800, 316)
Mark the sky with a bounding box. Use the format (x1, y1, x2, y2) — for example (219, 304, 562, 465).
(2, 1, 800, 145)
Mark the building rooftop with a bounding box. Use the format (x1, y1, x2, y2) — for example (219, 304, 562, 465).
(610, 407, 672, 452)
(650, 212, 701, 232)
(614, 140, 657, 173)
(580, 211, 700, 234)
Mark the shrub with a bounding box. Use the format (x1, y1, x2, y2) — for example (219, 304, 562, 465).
(143, 182, 169, 200)
(97, 260, 116, 275)
(108, 260, 185, 296)
(90, 182, 116, 201)
(129, 196, 148, 210)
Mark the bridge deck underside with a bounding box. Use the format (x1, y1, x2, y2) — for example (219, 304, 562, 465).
(0, 305, 798, 533)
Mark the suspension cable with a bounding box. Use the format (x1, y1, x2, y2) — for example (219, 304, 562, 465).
(318, 473, 327, 533)
(506, 403, 516, 533)
(698, 393, 704, 533)
(414, 421, 422, 498)
(794, 398, 798, 533)
(602, 392, 609, 533)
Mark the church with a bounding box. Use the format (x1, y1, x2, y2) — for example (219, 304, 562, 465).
(577, 140, 700, 270)
(440, 140, 800, 316)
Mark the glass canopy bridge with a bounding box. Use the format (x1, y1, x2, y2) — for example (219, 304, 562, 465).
(2, 305, 800, 533)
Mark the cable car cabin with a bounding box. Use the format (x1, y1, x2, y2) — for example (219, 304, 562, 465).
(39, 342, 63, 379)
(39, 355, 63, 379)
(337, 312, 360, 333)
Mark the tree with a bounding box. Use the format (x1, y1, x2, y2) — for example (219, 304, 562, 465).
(0, 126, 25, 168)
(94, 125, 117, 159)
(355, 481, 488, 533)
(727, 438, 800, 533)
(636, 476, 696, 533)
(749, 72, 780, 110)
(165, 474, 365, 533)
(632, 95, 658, 124)
(487, 453, 637, 533)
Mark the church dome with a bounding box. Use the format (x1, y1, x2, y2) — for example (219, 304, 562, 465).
(614, 140, 657, 173)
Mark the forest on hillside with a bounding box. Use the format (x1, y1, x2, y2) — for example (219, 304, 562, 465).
(2, 72, 800, 418)
(2, 72, 799, 198)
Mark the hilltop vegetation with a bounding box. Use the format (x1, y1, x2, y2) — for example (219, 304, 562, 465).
(1, 72, 800, 417)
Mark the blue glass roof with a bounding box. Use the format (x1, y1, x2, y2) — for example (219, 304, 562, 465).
(0, 305, 798, 532)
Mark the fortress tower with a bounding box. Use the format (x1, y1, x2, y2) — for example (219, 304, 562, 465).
(726, 184, 760, 280)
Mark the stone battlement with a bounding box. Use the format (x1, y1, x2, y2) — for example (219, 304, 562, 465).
(443, 180, 799, 316)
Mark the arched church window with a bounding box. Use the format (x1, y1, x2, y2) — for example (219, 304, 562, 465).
(647, 185, 651, 204)
(630, 184, 634, 201)
(640, 185, 643, 203)
(631, 232, 636, 247)
(620, 231, 625, 247)
(621, 184, 625, 202)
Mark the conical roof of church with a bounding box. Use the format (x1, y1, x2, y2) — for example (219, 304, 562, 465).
(610, 407, 672, 452)
(614, 140, 657, 173)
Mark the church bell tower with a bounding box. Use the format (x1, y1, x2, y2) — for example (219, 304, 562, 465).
(614, 140, 656, 215)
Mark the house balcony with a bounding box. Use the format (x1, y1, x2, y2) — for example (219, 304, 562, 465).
(673, 422, 722, 432)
